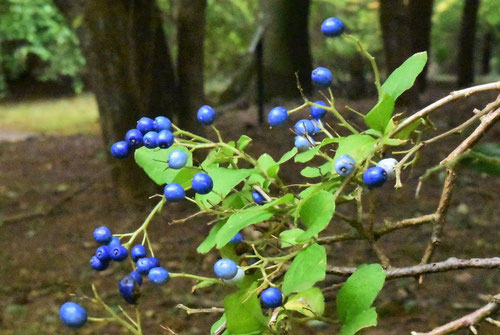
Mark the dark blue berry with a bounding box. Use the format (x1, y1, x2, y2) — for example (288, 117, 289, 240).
(310, 101, 327, 119)
(191, 173, 213, 194)
(252, 190, 266, 205)
(109, 245, 128, 261)
(312, 67, 333, 88)
(110, 141, 130, 159)
(157, 130, 174, 149)
(168, 150, 188, 169)
(164, 183, 185, 202)
(321, 17, 345, 37)
(93, 226, 112, 244)
(267, 107, 288, 127)
(294, 119, 315, 136)
(363, 166, 387, 188)
(95, 245, 111, 261)
(334, 154, 355, 177)
(148, 267, 170, 284)
(130, 270, 143, 285)
(107, 236, 121, 247)
(125, 129, 144, 148)
(119, 275, 140, 305)
(59, 302, 87, 329)
(90, 255, 109, 271)
(230, 232, 243, 243)
(137, 117, 155, 134)
(214, 258, 238, 280)
(295, 135, 315, 152)
(136, 257, 155, 275)
(154, 116, 172, 132)
(143, 131, 159, 149)
(131, 245, 147, 262)
(149, 257, 160, 268)
(197, 105, 216, 125)
(260, 287, 283, 308)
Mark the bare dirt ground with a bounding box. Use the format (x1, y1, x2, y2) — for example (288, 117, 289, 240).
(0, 84, 499, 334)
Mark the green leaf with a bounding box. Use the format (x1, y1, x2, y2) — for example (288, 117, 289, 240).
(395, 118, 423, 140)
(285, 287, 325, 317)
(216, 208, 274, 248)
(197, 221, 225, 254)
(333, 134, 377, 163)
(301, 161, 333, 178)
(170, 167, 202, 188)
(297, 190, 335, 242)
(282, 243, 326, 295)
(192, 279, 218, 293)
(364, 93, 395, 132)
(339, 307, 378, 335)
(224, 282, 267, 334)
(237, 135, 252, 151)
(134, 146, 193, 185)
(462, 143, 500, 176)
(257, 153, 278, 178)
(382, 52, 427, 100)
(337, 264, 386, 325)
(279, 229, 306, 248)
(295, 145, 321, 163)
(278, 147, 298, 164)
(196, 167, 254, 208)
(211, 314, 228, 335)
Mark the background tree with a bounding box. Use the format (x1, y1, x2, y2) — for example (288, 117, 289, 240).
(409, 0, 434, 92)
(457, 0, 481, 87)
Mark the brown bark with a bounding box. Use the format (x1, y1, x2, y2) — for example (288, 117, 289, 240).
(177, 0, 207, 133)
(261, 0, 312, 101)
(457, 0, 481, 87)
(409, 0, 434, 92)
(53, 0, 178, 202)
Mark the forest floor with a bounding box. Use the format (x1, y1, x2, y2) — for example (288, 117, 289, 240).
(0, 83, 499, 335)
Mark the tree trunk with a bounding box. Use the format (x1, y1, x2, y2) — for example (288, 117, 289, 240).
(409, 0, 434, 92)
(53, 0, 178, 202)
(177, 0, 207, 133)
(481, 30, 493, 75)
(379, 0, 418, 104)
(261, 0, 312, 101)
(457, 0, 481, 87)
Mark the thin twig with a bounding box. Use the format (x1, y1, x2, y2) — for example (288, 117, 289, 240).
(176, 304, 224, 315)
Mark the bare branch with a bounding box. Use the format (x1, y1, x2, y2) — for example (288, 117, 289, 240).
(411, 293, 500, 335)
(176, 304, 224, 315)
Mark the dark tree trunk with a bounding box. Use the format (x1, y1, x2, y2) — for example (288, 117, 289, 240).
(409, 0, 434, 92)
(481, 30, 493, 75)
(457, 0, 481, 87)
(177, 0, 207, 133)
(261, 0, 312, 101)
(53, 0, 179, 202)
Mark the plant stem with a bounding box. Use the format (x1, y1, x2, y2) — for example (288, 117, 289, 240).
(124, 198, 165, 249)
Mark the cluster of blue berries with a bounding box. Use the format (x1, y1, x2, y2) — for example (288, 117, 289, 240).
(90, 226, 128, 271)
(334, 155, 398, 188)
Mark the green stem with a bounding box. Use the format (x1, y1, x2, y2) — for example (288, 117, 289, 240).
(170, 273, 220, 282)
(124, 199, 165, 249)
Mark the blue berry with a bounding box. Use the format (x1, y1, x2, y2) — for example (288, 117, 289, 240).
(157, 130, 174, 149)
(149, 257, 160, 268)
(93, 226, 112, 244)
(107, 236, 121, 247)
(295, 135, 315, 152)
(137, 117, 155, 134)
(130, 270, 143, 285)
(363, 166, 387, 188)
(312, 67, 333, 88)
(223, 267, 245, 284)
(252, 190, 266, 205)
(110, 141, 130, 159)
(214, 258, 238, 280)
(95, 245, 111, 261)
(125, 129, 144, 148)
(131, 245, 147, 262)
(154, 116, 172, 132)
(148, 267, 170, 284)
(376, 158, 398, 179)
(136, 257, 155, 275)
(59, 302, 87, 329)
(119, 275, 140, 305)
(164, 183, 185, 202)
(197, 105, 216, 125)
(310, 101, 327, 119)
(90, 255, 109, 271)
(321, 17, 345, 37)
(334, 154, 355, 177)
(191, 173, 213, 194)
(168, 150, 188, 169)
(294, 119, 315, 136)
(143, 131, 159, 149)
(267, 107, 288, 127)
(260, 287, 283, 308)
(109, 245, 128, 261)
(230, 232, 243, 243)
(312, 119, 324, 134)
